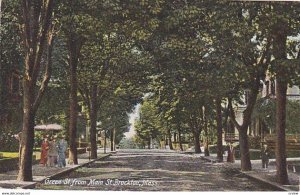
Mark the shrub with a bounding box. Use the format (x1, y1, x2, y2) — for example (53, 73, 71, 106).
(248, 136, 261, 149)
(208, 145, 228, 154)
(0, 129, 19, 152)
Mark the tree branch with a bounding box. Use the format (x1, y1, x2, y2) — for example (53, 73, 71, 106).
(78, 84, 91, 112)
(32, 0, 54, 82)
(228, 98, 242, 131)
(32, 28, 54, 113)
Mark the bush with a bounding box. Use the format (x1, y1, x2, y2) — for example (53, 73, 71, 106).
(286, 150, 300, 158)
(0, 130, 19, 152)
(248, 136, 261, 149)
(235, 149, 263, 160)
(208, 145, 228, 154)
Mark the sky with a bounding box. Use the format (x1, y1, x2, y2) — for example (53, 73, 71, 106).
(124, 104, 141, 139)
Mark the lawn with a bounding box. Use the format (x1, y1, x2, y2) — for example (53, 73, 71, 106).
(0, 151, 41, 160)
(0, 152, 19, 158)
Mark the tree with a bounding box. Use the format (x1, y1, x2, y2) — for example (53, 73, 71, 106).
(0, 0, 23, 140)
(269, 3, 300, 185)
(61, 0, 93, 164)
(209, 2, 272, 171)
(135, 98, 162, 149)
(17, 0, 56, 181)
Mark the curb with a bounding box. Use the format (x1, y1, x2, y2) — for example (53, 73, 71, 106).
(239, 171, 289, 191)
(21, 153, 111, 189)
(200, 156, 291, 191)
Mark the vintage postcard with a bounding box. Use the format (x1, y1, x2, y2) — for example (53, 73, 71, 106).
(0, 0, 299, 194)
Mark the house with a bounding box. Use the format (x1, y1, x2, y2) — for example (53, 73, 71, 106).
(225, 76, 300, 144)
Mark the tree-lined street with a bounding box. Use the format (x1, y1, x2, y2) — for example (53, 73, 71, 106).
(36, 150, 277, 191)
(0, 0, 300, 191)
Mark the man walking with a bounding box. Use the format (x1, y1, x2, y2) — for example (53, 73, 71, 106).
(261, 144, 270, 169)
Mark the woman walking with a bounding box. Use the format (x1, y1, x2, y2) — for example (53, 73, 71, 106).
(40, 136, 49, 166)
(47, 137, 58, 167)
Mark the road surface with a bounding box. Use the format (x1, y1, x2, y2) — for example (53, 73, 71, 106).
(36, 149, 276, 191)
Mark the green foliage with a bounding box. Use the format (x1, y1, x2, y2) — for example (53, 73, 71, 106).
(118, 138, 138, 149)
(0, 127, 19, 152)
(248, 136, 261, 149)
(134, 97, 164, 144)
(253, 98, 300, 134)
(1, 1, 299, 153)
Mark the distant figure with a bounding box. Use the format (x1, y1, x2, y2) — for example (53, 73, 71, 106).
(57, 135, 68, 168)
(52, 136, 58, 166)
(40, 136, 49, 166)
(227, 144, 235, 163)
(47, 137, 58, 167)
(261, 144, 270, 169)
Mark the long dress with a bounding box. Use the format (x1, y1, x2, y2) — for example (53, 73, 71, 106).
(47, 141, 58, 167)
(57, 139, 68, 167)
(40, 141, 49, 166)
(227, 145, 235, 163)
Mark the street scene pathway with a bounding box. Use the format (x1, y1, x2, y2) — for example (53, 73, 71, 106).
(36, 149, 277, 191)
(0, 151, 110, 189)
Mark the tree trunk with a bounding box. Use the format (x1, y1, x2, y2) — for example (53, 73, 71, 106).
(193, 130, 201, 153)
(165, 135, 168, 148)
(275, 80, 289, 184)
(110, 128, 114, 151)
(177, 124, 183, 151)
(174, 133, 177, 142)
(167, 128, 173, 150)
(272, 16, 289, 185)
(204, 122, 210, 157)
(89, 84, 98, 159)
(17, 30, 54, 181)
(204, 138, 209, 156)
(17, 82, 35, 181)
(17, 113, 35, 181)
(229, 85, 258, 171)
(68, 37, 80, 165)
(113, 128, 116, 151)
(216, 98, 223, 161)
(16, 0, 54, 182)
(239, 128, 252, 171)
(104, 130, 107, 154)
(148, 138, 151, 149)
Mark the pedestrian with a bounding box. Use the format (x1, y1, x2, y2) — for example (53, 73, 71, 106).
(261, 144, 270, 169)
(52, 136, 58, 166)
(227, 144, 235, 163)
(57, 135, 68, 168)
(40, 135, 49, 166)
(47, 137, 58, 167)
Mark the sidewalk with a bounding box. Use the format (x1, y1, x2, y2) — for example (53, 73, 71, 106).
(198, 153, 300, 191)
(0, 149, 111, 189)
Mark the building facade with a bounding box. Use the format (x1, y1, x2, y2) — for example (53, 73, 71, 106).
(225, 77, 300, 145)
